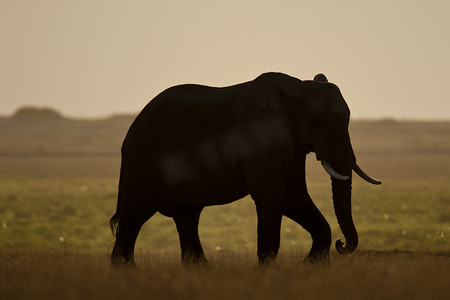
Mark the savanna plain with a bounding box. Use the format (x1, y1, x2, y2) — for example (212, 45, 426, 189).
(0, 109, 449, 299)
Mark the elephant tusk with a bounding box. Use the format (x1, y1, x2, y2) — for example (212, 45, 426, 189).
(353, 163, 382, 185)
(321, 160, 350, 181)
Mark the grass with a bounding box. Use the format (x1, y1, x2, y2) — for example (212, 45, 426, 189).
(0, 250, 449, 300)
(0, 117, 449, 298)
(0, 171, 448, 252)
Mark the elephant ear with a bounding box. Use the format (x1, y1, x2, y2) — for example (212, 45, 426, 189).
(234, 76, 287, 121)
(234, 73, 295, 162)
(313, 73, 328, 82)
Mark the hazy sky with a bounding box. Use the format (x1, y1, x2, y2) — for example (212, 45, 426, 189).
(1, 0, 449, 119)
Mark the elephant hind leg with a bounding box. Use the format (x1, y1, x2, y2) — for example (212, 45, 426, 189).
(173, 207, 207, 265)
(111, 210, 156, 268)
(284, 200, 331, 263)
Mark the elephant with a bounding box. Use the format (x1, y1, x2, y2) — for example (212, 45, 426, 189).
(109, 72, 381, 267)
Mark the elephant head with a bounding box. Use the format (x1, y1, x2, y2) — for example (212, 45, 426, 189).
(301, 73, 381, 254)
(235, 72, 380, 255)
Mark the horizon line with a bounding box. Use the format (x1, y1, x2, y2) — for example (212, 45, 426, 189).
(1, 106, 449, 123)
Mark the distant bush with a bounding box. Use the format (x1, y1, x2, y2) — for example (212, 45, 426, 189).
(13, 107, 64, 120)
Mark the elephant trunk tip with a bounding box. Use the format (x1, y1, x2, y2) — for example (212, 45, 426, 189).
(335, 238, 357, 255)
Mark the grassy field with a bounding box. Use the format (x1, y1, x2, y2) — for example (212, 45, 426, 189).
(1, 250, 448, 300)
(0, 113, 449, 299)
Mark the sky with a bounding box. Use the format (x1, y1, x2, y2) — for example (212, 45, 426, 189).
(1, 0, 449, 120)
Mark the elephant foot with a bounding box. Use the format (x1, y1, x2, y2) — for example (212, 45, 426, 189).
(304, 249, 330, 265)
(111, 243, 137, 270)
(257, 252, 278, 266)
(111, 256, 137, 270)
(181, 254, 208, 267)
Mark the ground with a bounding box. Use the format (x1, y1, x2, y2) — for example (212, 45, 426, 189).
(0, 115, 449, 299)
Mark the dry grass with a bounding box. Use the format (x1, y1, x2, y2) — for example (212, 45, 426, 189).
(0, 250, 449, 300)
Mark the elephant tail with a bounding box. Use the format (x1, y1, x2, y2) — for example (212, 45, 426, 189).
(108, 209, 120, 251)
(109, 211, 120, 237)
(109, 163, 124, 237)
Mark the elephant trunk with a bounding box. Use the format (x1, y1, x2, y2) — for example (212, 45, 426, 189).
(317, 133, 359, 254)
(332, 177, 358, 254)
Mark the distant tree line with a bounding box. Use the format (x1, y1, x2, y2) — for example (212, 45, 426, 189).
(13, 106, 64, 120)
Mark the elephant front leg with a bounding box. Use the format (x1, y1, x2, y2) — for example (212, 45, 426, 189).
(284, 200, 331, 263)
(256, 205, 283, 264)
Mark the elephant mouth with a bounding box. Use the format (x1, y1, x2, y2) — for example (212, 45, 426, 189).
(321, 160, 381, 185)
